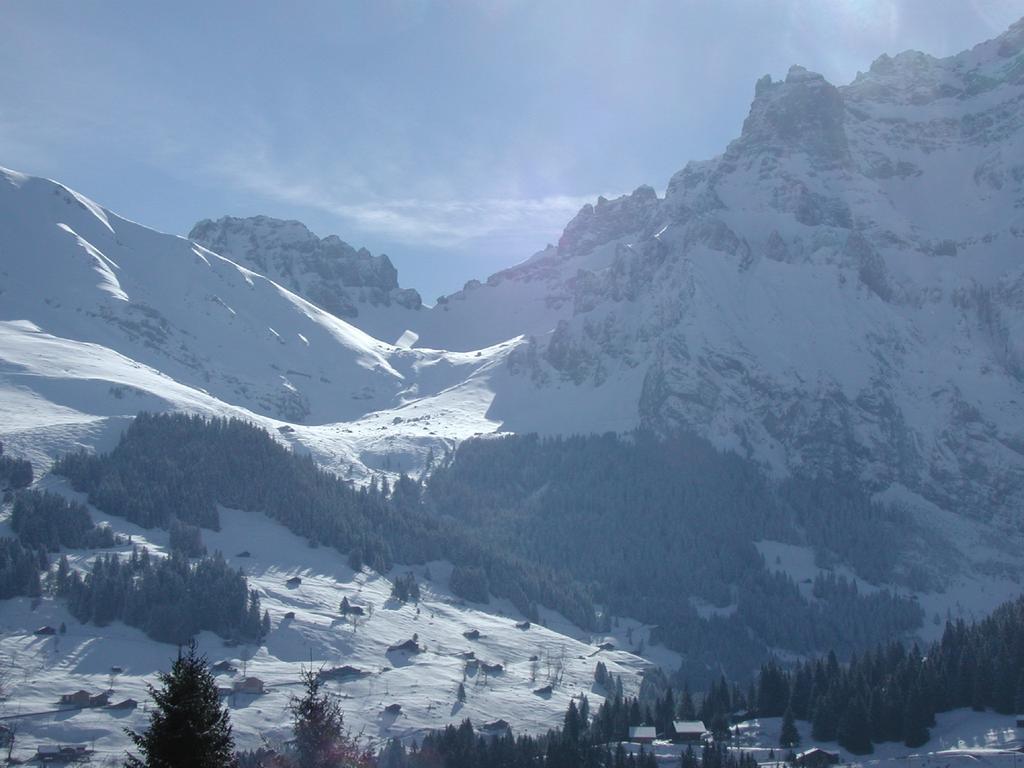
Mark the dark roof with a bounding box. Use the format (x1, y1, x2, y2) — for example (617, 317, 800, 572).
(672, 721, 708, 733)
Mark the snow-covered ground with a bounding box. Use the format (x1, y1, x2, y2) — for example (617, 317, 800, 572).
(0, 484, 656, 763)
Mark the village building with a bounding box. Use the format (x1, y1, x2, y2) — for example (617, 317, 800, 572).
(59, 690, 92, 707)
(232, 676, 265, 695)
(628, 726, 657, 744)
(795, 747, 841, 768)
(671, 720, 709, 743)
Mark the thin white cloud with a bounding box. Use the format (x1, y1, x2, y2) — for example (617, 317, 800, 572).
(210, 152, 608, 248)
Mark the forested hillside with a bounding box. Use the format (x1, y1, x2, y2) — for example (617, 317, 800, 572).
(49, 416, 931, 680)
(426, 433, 926, 680)
(748, 593, 1024, 754)
(53, 413, 595, 629)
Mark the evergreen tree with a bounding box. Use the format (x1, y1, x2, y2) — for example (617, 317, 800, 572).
(289, 666, 369, 768)
(779, 706, 800, 748)
(903, 684, 930, 748)
(837, 697, 872, 755)
(125, 640, 236, 768)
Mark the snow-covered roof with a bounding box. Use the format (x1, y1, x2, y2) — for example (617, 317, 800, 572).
(629, 726, 657, 739)
(796, 748, 839, 759)
(672, 721, 708, 733)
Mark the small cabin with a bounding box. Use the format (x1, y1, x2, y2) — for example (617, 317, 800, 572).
(671, 720, 709, 743)
(481, 719, 513, 741)
(36, 745, 62, 762)
(795, 748, 841, 768)
(285, 576, 302, 588)
(212, 660, 237, 674)
(339, 598, 365, 616)
(533, 684, 553, 696)
(60, 690, 92, 707)
(387, 638, 421, 653)
(89, 692, 110, 707)
(596, 642, 615, 651)
(34, 625, 57, 636)
(318, 665, 366, 682)
(463, 629, 481, 640)
(515, 620, 531, 630)
(480, 661, 504, 674)
(233, 676, 265, 695)
(109, 698, 138, 710)
(384, 703, 402, 715)
(284, 611, 296, 620)
(629, 726, 657, 744)
(236, 550, 251, 558)
(110, 666, 124, 675)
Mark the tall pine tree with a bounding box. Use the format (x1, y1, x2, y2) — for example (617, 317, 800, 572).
(289, 667, 371, 768)
(125, 640, 236, 768)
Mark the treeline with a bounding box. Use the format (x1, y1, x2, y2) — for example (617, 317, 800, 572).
(377, 695, 762, 768)
(0, 538, 45, 599)
(54, 413, 596, 629)
(11, 490, 118, 550)
(56, 547, 269, 644)
(426, 432, 924, 681)
(0, 440, 33, 490)
(749, 592, 1024, 753)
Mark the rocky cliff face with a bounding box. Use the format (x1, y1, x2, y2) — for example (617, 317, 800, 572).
(189, 216, 422, 341)
(419, 18, 1024, 526)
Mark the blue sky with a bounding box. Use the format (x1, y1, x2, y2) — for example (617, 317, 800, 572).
(2, 1, 1021, 301)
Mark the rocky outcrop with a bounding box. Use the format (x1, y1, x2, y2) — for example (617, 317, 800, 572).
(189, 216, 422, 322)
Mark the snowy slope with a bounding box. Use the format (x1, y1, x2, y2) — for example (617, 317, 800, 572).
(0, 483, 654, 762)
(188, 215, 423, 344)
(0, 167, 528, 482)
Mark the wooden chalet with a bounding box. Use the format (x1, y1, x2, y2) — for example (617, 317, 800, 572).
(628, 726, 657, 744)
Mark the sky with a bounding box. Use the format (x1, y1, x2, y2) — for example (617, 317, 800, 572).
(2, 1, 1022, 301)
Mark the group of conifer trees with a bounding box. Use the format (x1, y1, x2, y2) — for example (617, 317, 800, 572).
(128, 642, 374, 768)
(11, 489, 118, 550)
(0, 449, 46, 600)
(0, 439, 33, 490)
(54, 548, 268, 644)
(745, 593, 1024, 754)
(426, 431, 925, 681)
(0, 537, 44, 599)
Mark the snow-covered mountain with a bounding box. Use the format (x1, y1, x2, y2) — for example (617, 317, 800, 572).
(4, 17, 1024, 753)
(2, 15, 1024, 613)
(413, 17, 1024, 527)
(0, 166, 515, 480)
(189, 215, 422, 343)
(4, 18, 1024, 537)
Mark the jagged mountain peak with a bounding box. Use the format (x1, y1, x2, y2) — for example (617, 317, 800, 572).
(733, 64, 850, 169)
(189, 214, 421, 340)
